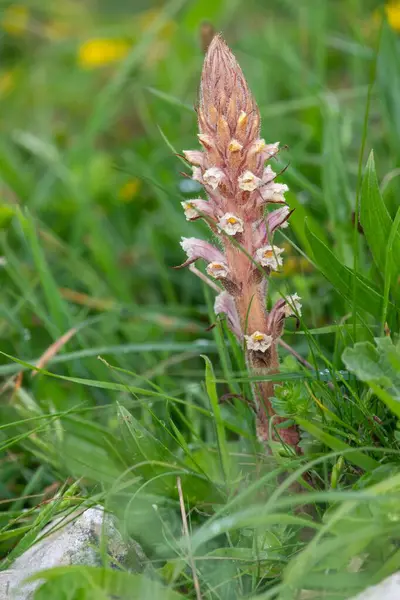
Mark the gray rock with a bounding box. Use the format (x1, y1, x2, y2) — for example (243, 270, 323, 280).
(347, 572, 400, 600)
(0, 505, 145, 599)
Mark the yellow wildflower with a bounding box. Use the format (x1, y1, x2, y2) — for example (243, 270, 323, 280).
(78, 39, 131, 69)
(119, 179, 141, 203)
(2, 4, 29, 36)
(386, 1, 400, 30)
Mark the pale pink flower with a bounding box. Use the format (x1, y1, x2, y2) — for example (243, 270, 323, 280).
(192, 167, 203, 183)
(238, 170, 262, 191)
(183, 150, 204, 167)
(218, 213, 244, 236)
(181, 199, 214, 221)
(262, 165, 276, 184)
(206, 261, 229, 279)
(245, 331, 273, 352)
(260, 182, 289, 204)
(283, 293, 302, 317)
(255, 245, 284, 270)
(178, 237, 224, 268)
(214, 291, 242, 339)
(267, 205, 291, 231)
(203, 167, 225, 189)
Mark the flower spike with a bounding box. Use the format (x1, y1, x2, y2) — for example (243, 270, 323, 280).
(175, 35, 301, 450)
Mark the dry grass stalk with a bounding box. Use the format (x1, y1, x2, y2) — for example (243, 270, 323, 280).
(177, 35, 302, 449)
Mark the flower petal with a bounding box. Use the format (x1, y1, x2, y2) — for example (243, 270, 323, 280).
(181, 199, 215, 221)
(254, 245, 284, 270)
(206, 261, 229, 279)
(238, 170, 262, 191)
(218, 213, 244, 235)
(214, 291, 242, 339)
(203, 167, 225, 189)
(260, 182, 289, 204)
(176, 237, 225, 269)
(245, 331, 273, 352)
(183, 150, 204, 167)
(192, 167, 203, 183)
(266, 205, 291, 233)
(284, 293, 302, 317)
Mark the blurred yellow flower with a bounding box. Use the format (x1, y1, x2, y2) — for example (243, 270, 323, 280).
(269, 243, 313, 277)
(282, 256, 313, 276)
(119, 178, 141, 203)
(78, 39, 131, 69)
(386, 1, 400, 30)
(2, 4, 29, 36)
(0, 71, 14, 97)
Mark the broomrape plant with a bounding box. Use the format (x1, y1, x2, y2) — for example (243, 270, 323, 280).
(177, 35, 302, 449)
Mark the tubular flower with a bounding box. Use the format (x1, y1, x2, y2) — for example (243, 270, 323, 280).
(218, 213, 244, 236)
(238, 170, 262, 191)
(245, 331, 273, 353)
(175, 35, 301, 449)
(181, 200, 214, 221)
(214, 291, 242, 340)
(255, 245, 284, 270)
(203, 167, 225, 189)
(206, 261, 229, 279)
(177, 237, 225, 268)
(284, 293, 302, 317)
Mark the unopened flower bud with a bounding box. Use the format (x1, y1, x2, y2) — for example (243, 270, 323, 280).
(183, 150, 204, 166)
(228, 139, 243, 153)
(197, 133, 214, 150)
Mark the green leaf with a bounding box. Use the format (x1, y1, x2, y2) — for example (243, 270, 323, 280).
(16, 210, 70, 335)
(360, 152, 400, 291)
(202, 355, 230, 483)
(342, 337, 400, 417)
(30, 566, 185, 600)
(305, 220, 396, 320)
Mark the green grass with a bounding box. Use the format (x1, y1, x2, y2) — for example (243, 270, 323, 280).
(1, 0, 400, 598)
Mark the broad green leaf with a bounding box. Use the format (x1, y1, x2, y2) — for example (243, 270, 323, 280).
(342, 337, 400, 417)
(342, 337, 400, 392)
(305, 220, 396, 320)
(360, 152, 400, 290)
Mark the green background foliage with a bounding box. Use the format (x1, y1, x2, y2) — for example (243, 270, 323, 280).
(0, 0, 400, 598)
